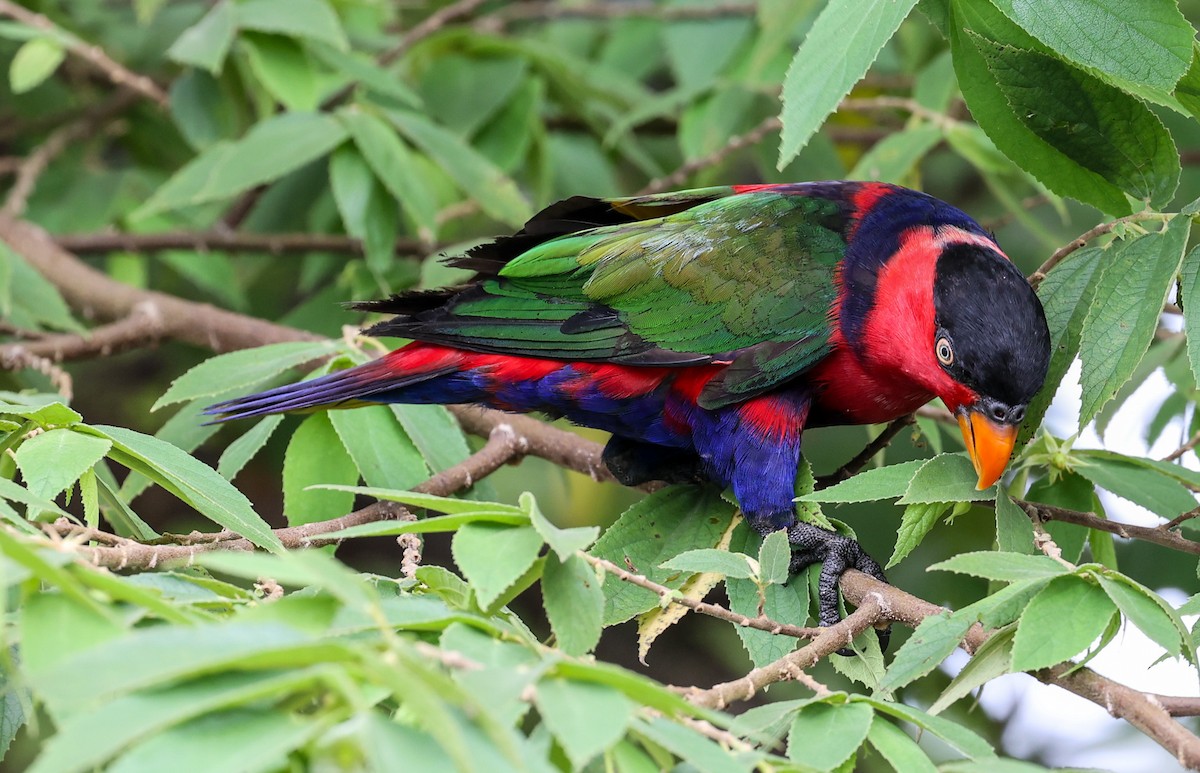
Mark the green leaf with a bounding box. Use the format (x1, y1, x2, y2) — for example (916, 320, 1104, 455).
(0, 477, 68, 520)
(799, 460, 925, 503)
(108, 709, 317, 773)
(929, 625, 1016, 715)
(758, 529, 791, 586)
(1181, 245, 1200, 387)
(887, 502, 948, 569)
(879, 612, 971, 692)
(14, 428, 110, 500)
(234, 0, 347, 50)
(308, 44, 421, 107)
(217, 415, 283, 481)
(309, 486, 522, 517)
(591, 486, 737, 625)
(317, 511, 528, 540)
(1078, 218, 1191, 424)
(929, 552, 1070, 582)
(986, 0, 1193, 93)
(197, 550, 374, 610)
(659, 548, 756, 579)
(664, 7, 753, 92)
(390, 405, 472, 474)
(0, 668, 25, 761)
(167, 0, 235, 73)
(979, 37, 1180, 206)
(9, 37, 65, 93)
(543, 553, 603, 657)
(337, 108, 438, 240)
(787, 700, 873, 771)
(385, 109, 532, 227)
(328, 144, 400, 276)
(633, 716, 746, 773)
(418, 54, 527, 136)
(866, 700, 995, 759)
(282, 413, 359, 527)
(900, 454, 995, 503)
(995, 491, 1035, 554)
(452, 523, 544, 609)
(242, 33, 319, 112)
(778, 0, 920, 167)
(949, 3, 1129, 214)
(866, 716, 937, 773)
(329, 405, 429, 492)
(0, 242, 83, 332)
(725, 526, 810, 668)
(1022, 248, 1106, 443)
(1095, 573, 1187, 659)
(525, 492, 598, 561)
(83, 425, 283, 552)
(136, 113, 348, 218)
(1177, 43, 1200, 121)
(18, 592, 124, 682)
(1073, 453, 1198, 520)
(534, 678, 634, 769)
(848, 123, 942, 183)
(1011, 575, 1116, 671)
(0, 399, 80, 427)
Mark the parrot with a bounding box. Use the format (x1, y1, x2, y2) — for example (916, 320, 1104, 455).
(206, 181, 1051, 632)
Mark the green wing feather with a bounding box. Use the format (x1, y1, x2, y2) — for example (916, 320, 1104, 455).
(372, 188, 847, 408)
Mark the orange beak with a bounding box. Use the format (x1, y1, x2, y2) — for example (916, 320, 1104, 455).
(956, 410, 1018, 490)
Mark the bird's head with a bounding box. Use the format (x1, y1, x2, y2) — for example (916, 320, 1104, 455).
(923, 241, 1050, 488)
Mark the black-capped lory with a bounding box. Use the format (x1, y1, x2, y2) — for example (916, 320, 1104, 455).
(207, 181, 1051, 631)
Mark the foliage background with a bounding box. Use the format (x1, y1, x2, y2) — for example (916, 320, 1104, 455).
(0, 0, 1199, 771)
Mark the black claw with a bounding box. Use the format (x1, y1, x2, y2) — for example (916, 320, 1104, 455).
(779, 522, 891, 653)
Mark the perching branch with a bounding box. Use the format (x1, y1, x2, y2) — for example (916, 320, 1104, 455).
(1017, 499, 1200, 557)
(0, 1, 168, 107)
(1028, 212, 1169, 287)
(53, 231, 429, 258)
(0, 302, 166, 363)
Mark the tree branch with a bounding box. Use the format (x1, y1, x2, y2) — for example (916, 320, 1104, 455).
(1028, 212, 1168, 287)
(0, 302, 166, 363)
(816, 415, 914, 489)
(53, 231, 428, 258)
(0, 1, 168, 107)
(637, 116, 780, 196)
(1017, 499, 1200, 556)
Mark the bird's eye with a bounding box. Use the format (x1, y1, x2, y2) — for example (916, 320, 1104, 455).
(936, 337, 954, 366)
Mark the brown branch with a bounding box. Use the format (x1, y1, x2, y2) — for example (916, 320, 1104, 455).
(0, 302, 166, 363)
(637, 116, 781, 196)
(0, 1, 168, 108)
(45, 425, 523, 570)
(1017, 499, 1200, 556)
(583, 554, 821, 641)
(683, 595, 884, 709)
(1163, 428, 1200, 463)
(816, 415, 914, 488)
(837, 571, 1200, 767)
(1028, 212, 1167, 287)
(54, 231, 429, 258)
(381, 0, 492, 66)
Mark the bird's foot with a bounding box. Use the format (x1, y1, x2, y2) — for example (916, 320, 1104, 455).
(767, 521, 890, 653)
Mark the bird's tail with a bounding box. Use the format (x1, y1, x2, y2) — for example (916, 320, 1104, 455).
(204, 344, 461, 422)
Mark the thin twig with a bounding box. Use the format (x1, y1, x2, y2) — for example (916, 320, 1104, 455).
(1028, 212, 1166, 287)
(0, 302, 166, 363)
(1017, 499, 1200, 556)
(583, 554, 821, 640)
(0, 1, 168, 107)
(381, 0, 492, 66)
(683, 595, 884, 709)
(816, 415, 914, 488)
(1163, 427, 1200, 463)
(637, 116, 780, 196)
(54, 231, 430, 257)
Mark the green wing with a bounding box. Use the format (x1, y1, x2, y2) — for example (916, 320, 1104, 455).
(367, 189, 847, 408)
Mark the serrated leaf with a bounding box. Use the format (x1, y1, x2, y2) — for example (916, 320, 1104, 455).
(1180, 245, 1200, 387)
(0, 399, 80, 427)
(136, 113, 348, 218)
(986, 0, 1193, 93)
(725, 525, 810, 668)
(778, 0, 920, 167)
(525, 492, 598, 561)
(14, 429, 110, 500)
(311, 486, 523, 517)
(899, 454, 994, 503)
(879, 612, 972, 692)
(1078, 218, 1191, 424)
(1095, 573, 1187, 659)
(337, 108, 438, 240)
(929, 552, 1069, 582)
(452, 523, 543, 609)
(929, 626, 1015, 715)
(659, 548, 756, 579)
(167, 0, 235, 73)
(82, 426, 282, 552)
(1073, 453, 1198, 520)
(758, 530, 791, 586)
(867, 699, 995, 759)
(217, 415, 283, 481)
(9, 37, 65, 93)
(543, 553, 603, 657)
(329, 405, 429, 492)
(282, 413, 358, 527)
(591, 486, 737, 625)
(995, 491, 1035, 554)
(1011, 575, 1116, 671)
(385, 109, 532, 227)
(787, 700, 874, 771)
(866, 716, 937, 773)
(800, 460, 925, 503)
(234, 0, 346, 50)
(887, 501, 948, 569)
(534, 678, 634, 769)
